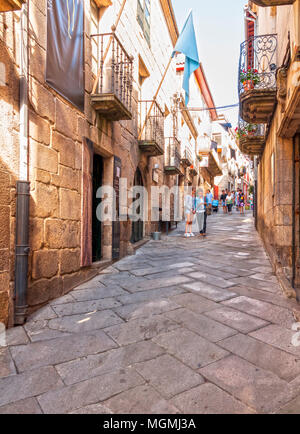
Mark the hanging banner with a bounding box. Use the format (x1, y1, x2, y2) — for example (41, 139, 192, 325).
(46, 0, 84, 111)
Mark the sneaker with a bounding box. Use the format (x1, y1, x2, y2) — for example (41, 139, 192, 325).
(190, 233, 195, 237)
(184, 233, 189, 238)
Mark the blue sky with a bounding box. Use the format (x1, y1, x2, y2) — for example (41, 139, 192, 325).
(172, 0, 246, 126)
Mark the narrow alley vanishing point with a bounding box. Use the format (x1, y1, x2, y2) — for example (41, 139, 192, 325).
(1, 212, 300, 415)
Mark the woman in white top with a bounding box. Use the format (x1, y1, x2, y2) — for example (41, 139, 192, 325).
(184, 189, 195, 237)
(195, 188, 205, 234)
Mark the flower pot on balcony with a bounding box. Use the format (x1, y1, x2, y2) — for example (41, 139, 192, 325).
(243, 80, 254, 91)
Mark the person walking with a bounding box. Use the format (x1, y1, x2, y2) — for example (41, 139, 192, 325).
(195, 188, 205, 235)
(200, 193, 208, 237)
(235, 190, 239, 212)
(206, 189, 213, 216)
(226, 191, 234, 215)
(220, 190, 227, 214)
(239, 189, 245, 215)
(184, 188, 194, 238)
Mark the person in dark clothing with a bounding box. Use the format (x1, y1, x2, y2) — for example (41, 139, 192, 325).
(220, 190, 227, 214)
(200, 195, 208, 236)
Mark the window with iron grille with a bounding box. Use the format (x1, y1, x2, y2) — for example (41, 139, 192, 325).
(137, 0, 151, 46)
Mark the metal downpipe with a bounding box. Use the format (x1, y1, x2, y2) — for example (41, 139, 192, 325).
(14, 182, 30, 325)
(14, 2, 30, 325)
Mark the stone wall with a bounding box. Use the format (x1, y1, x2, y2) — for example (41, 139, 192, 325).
(0, 0, 201, 325)
(0, 11, 20, 326)
(255, 2, 299, 289)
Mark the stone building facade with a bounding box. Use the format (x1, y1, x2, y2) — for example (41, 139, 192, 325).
(0, 0, 223, 326)
(238, 0, 300, 299)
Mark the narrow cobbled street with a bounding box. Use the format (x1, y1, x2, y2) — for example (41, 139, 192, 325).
(1, 212, 300, 414)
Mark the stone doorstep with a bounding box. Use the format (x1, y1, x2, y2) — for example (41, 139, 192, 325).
(90, 259, 113, 271)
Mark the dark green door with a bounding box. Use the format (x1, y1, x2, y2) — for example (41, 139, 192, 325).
(131, 169, 144, 244)
(92, 154, 103, 262)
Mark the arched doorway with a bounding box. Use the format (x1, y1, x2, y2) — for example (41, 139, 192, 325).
(131, 168, 144, 244)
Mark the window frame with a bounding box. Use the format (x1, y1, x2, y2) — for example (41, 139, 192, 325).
(137, 0, 151, 47)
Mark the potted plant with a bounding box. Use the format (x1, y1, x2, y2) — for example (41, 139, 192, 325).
(235, 124, 257, 139)
(240, 67, 260, 91)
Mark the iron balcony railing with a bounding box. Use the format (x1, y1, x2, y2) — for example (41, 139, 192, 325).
(165, 137, 181, 169)
(139, 100, 165, 149)
(238, 34, 278, 96)
(91, 32, 133, 113)
(181, 146, 193, 166)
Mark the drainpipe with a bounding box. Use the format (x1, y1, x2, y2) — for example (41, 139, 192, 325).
(14, 2, 30, 325)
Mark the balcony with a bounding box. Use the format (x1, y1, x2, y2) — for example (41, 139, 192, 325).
(0, 0, 25, 11)
(190, 160, 198, 177)
(164, 138, 182, 175)
(239, 34, 277, 124)
(91, 33, 133, 121)
(237, 120, 266, 156)
(181, 147, 193, 168)
(138, 100, 164, 156)
(251, 0, 295, 5)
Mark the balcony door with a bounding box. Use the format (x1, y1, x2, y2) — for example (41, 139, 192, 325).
(131, 169, 144, 244)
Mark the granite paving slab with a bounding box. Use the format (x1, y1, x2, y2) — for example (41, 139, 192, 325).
(171, 383, 255, 414)
(204, 306, 269, 333)
(0, 348, 16, 378)
(0, 398, 43, 415)
(153, 328, 229, 369)
(134, 354, 204, 399)
(56, 341, 165, 386)
(219, 334, 300, 381)
(121, 275, 193, 293)
(200, 355, 297, 413)
(4, 327, 29, 347)
(170, 293, 219, 314)
(10, 330, 117, 372)
(103, 385, 179, 414)
(276, 395, 300, 414)
(48, 310, 123, 333)
(189, 272, 237, 289)
(0, 366, 63, 407)
(223, 296, 295, 328)
(114, 299, 180, 322)
(182, 281, 237, 302)
(72, 286, 127, 302)
(104, 314, 179, 346)
(52, 298, 122, 317)
(117, 286, 186, 306)
(37, 368, 144, 414)
(165, 308, 237, 342)
(250, 324, 300, 357)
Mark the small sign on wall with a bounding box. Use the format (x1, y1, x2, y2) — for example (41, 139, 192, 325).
(152, 169, 159, 184)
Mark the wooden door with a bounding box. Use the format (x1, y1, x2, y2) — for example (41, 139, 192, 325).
(112, 157, 121, 260)
(131, 169, 144, 244)
(92, 154, 103, 263)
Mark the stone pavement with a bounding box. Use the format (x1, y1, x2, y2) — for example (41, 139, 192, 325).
(1, 211, 300, 414)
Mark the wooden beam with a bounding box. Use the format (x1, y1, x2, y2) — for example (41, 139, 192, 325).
(0, 0, 25, 12)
